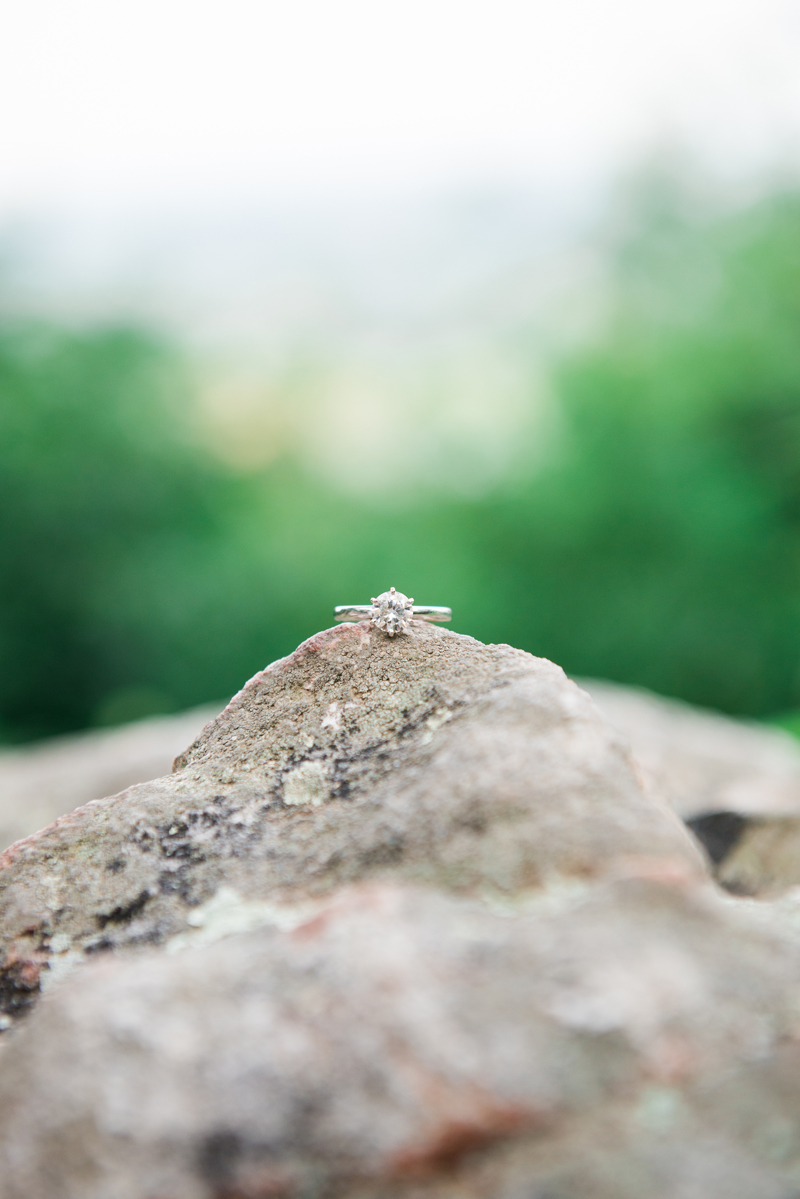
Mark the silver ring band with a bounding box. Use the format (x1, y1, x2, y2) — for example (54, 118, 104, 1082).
(335, 588, 451, 637)
(335, 604, 451, 623)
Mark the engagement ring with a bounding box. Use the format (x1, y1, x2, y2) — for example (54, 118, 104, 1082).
(334, 587, 452, 637)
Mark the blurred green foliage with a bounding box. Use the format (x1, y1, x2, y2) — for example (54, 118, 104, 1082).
(5, 176, 800, 740)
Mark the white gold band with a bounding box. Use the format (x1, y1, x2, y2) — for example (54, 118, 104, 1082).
(334, 604, 451, 623)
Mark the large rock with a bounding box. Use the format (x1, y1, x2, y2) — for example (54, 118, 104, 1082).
(2, 875, 800, 1199)
(0, 623, 702, 1026)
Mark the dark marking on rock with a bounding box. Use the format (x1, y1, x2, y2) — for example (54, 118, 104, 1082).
(159, 865, 199, 904)
(85, 938, 114, 955)
(127, 926, 168, 947)
(686, 811, 748, 865)
(720, 877, 758, 897)
(105, 857, 126, 873)
(359, 833, 406, 869)
(96, 888, 152, 929)
(0, 959, 41, 1019)
(458, 813, 488, 835)
(198, 1130, 242, 1184)
(162, 840, 207, 863)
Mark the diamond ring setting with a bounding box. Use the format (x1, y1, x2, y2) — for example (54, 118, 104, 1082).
(334, 587, 452, 637)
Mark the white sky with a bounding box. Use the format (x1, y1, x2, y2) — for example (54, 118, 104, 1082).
(4, 0, 800, 489)
(2, 0, 800, 215)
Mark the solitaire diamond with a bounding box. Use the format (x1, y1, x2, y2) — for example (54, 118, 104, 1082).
(370, 587, 414, 636)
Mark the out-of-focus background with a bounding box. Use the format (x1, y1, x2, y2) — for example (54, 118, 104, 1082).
(5, 0, 800, 744)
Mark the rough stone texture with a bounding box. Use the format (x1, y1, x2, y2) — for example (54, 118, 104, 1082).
(0, 624, 704, 1027)
(0, 706, 219, 853)
(2, 875, 800, 1199)
(582, 679, 800, 821)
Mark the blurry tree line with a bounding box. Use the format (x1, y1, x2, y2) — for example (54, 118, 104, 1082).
(4, 173, 800, 740)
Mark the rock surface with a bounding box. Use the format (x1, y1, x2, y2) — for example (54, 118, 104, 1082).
(0, 623, 703, 1026)
(3, 875, 800, 1199)
(0, 706, 219, 854)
